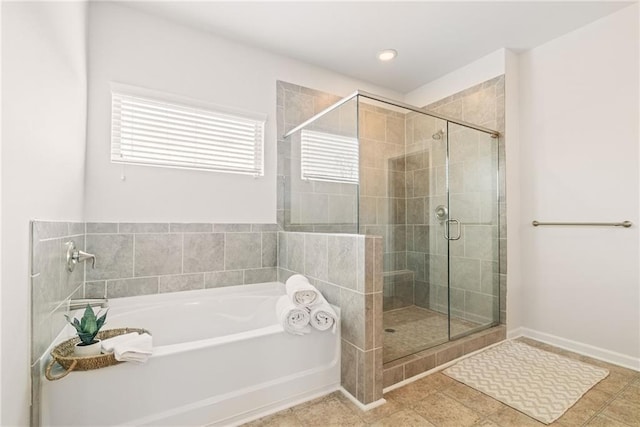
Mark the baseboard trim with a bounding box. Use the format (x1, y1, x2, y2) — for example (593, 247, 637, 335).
(514, 327, 640, 371)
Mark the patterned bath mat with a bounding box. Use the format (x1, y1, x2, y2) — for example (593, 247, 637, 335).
(443, 340, 609, 424)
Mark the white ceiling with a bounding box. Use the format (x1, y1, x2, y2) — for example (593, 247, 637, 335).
(123, 1, 634, 93)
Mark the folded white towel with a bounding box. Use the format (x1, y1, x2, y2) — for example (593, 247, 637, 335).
(276, 295, 311, 335)
(101, 332, 140, 353)
(285, 274, 320, 307)
(309, 295, 338, 333)
(113, 333, 153, 364)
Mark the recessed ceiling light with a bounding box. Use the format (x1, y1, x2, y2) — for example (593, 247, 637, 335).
(377, 49, 398, 62)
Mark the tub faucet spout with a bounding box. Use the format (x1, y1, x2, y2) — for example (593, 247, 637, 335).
(68, 298, 109, 311)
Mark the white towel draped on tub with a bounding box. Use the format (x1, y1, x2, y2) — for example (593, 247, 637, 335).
(285, 274, 320, 307)
(276, 295, 311, 335)
(101, 332, 153, 364)
(309, 295, 338, 333)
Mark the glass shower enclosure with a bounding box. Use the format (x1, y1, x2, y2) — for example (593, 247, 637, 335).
(283, 91, 500, 364)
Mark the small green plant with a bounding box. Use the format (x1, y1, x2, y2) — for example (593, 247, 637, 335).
(65, 305, 108, 346)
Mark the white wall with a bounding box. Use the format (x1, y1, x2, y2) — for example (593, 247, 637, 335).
(1, 2, 88, 425)
(518, 4, 639, 368)
(404, 49, 505, 107)
(85, 2, 402, 223)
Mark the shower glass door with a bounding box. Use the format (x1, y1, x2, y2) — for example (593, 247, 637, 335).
(446, 123, 500, 339)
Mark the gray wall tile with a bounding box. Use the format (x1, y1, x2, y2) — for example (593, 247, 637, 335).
(261, 232, 277, 267)
(69, 222, 85, 236)
(33, 221, 68, 240)
(214, 224, 251, 232)
(61, 236, 85, 300)
(86, 222, 117, 234)
(85, 281, 106, 298)
(251, 224, 280, 232)
(278, 232, 288, 269)
(119, 223, 169, 233)
(169, 223, 212, 233)
(304, 234, 328, 281)
(341, 288, 364, 350)
(244, 267, 277, 284)
(183, 233, 224, 273)
(159, 273, 204, 293)
(205, 270, 243, 288)
(134, 234, 182, 276)
(341, 339, 358, 397)
(328, 235, 358, 290)
(286, 233, 304, 273)
(106, 277, 158, 298)
(225, 233, 261, 270)
(86, 234, 134, 281)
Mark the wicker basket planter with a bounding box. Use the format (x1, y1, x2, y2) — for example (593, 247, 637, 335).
(45, 328, 150, 381)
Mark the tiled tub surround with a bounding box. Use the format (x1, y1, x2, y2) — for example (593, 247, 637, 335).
(30, 221, 85, 427)
(31, 222, 86, 363)
(277, 231, 384, 405)
(83, 223, 279, 298)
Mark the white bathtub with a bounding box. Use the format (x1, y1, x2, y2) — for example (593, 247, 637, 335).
(41, 282, 341, 426)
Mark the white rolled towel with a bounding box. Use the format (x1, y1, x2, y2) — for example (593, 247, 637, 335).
(113, 333, 153, 364)
(100, 332, 140, 353)
(276, 295, 311, 335)
(285, 274, 320, 307)
(310, 295, 338, 333)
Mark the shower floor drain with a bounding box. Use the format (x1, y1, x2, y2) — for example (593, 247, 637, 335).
(385, 328, 396, 333)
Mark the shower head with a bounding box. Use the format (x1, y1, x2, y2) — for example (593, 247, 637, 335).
(432, 129, 445, 140)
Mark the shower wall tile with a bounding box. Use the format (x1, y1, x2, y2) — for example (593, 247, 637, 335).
(402, 74, 506, 324)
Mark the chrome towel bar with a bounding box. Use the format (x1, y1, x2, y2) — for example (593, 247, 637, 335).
(532, 220, 632, 228)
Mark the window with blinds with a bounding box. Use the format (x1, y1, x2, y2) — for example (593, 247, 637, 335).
(300, 130, 359, 184)
(111, 85, 265, 176)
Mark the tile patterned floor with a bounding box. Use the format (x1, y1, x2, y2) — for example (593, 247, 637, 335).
(383, 306, 480, 363)
(243, 338, 640, 427)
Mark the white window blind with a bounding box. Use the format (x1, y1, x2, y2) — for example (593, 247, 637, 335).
(111, 86, 265, 176)
(300, 130, 359, 184)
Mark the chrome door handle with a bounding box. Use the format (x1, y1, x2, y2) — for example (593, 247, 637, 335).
(444, 219, 461, 240)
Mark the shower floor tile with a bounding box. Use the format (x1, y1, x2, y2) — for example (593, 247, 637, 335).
(383, 305, 479, 364)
